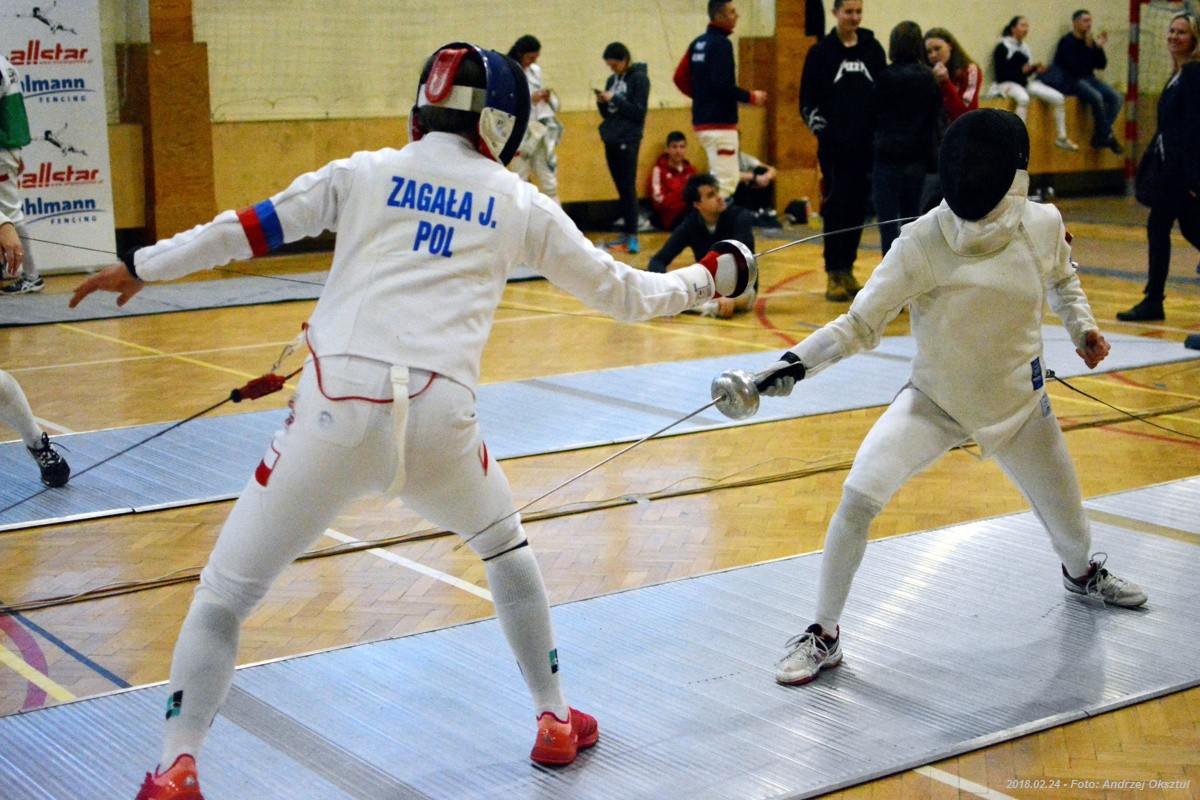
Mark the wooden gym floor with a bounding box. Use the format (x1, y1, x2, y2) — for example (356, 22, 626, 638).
(1, 195, 1198, 799)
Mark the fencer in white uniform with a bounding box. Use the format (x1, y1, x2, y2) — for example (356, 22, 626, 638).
(71, 42, 756, 800)
(747, 109, 1147, 688)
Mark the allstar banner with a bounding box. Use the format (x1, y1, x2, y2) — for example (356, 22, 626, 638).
(3, 0, 116, 272)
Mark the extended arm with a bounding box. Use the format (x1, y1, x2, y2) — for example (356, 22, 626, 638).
(72, 159, 348, 307)
(758, 240, 930, 396)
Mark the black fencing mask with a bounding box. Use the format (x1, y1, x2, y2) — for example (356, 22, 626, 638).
(938, 109, 1030, 221)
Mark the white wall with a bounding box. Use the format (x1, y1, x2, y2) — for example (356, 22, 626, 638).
(96, 0, 1138, 124)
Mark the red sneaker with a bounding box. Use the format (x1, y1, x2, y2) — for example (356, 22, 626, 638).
(134, 755, 204, 800)
(530, 707, 599, 765)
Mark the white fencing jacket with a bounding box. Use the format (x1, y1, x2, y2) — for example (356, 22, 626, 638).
(790, 171, 1098, 454)
(133, 133, 716, 391)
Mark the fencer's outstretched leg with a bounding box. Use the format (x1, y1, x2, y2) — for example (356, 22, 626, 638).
(776, 386, 967, 686)
(775, 486, 879, 686)
(0, 369, 69, 487)
(813, 487, 883, 634)
(0, 368, 45, 446)
(143, 365, 386, 798)
(159, 590, 240, 769)
(400, 375, 596, 764)
(480, 538, 597, 764)
(482, 540, 567, 718)
(993, 405, 1147, 607)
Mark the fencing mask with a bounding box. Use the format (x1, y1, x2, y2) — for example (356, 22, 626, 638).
(411, 43, 530, 166)
(938, 109, 1030, 221)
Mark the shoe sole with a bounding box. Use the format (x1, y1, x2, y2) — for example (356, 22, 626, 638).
(530, 715, 599, 765)
(775, 653, 843, 686)
(531, 748, 578, 766)
(1063, 585, 1148, 609)
(530, 734, 597, 766)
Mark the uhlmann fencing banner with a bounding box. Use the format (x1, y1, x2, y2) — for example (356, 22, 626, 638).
(3, 0, 116, 272)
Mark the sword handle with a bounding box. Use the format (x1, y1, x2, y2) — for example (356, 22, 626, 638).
(753, 354, 806, 389)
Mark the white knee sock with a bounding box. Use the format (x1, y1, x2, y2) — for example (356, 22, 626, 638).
(0, 369, 43, 447)
(160, 594, 241, 768)
(484, 545, 568, 720)
(15, 224, 38, 281)
(814, 487, 883, 634)
(1053, 105, 1069, 140)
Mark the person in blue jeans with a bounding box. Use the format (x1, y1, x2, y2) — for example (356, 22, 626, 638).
(1050, 9, 1123, 153)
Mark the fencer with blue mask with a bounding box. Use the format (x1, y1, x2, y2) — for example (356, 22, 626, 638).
(735, 108, 1148, 687)
(72, 41, 756, 800)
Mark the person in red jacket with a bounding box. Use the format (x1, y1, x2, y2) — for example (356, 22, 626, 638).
(648, 131, 698, 230)
(926, 27, 981, 121)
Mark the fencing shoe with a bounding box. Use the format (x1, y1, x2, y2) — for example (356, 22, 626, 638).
(1063, 555, 1147, 608)
(28, 432, 69, 487)
(530, 707, 599, 765)
(776, 623, 842, 685)
(134, 755, 204, 800)
(2, 277, 44, 294)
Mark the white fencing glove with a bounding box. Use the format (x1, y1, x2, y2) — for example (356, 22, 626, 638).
(758, 351, 806, 397)
(697, 239, 757, 299)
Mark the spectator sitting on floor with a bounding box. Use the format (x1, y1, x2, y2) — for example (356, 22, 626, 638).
(732, 151, 780, 227)
(649, 172, 756, 318)
(648, 130, 698, 230)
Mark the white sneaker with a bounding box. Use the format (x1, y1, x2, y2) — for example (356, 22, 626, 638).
(1054, 137, 1080, 152)
(775, 624, 842, 685)
(2, 277, 44, 294)
(1063, 554, 1147, 608)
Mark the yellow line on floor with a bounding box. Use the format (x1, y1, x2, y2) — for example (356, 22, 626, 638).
(9, 340, 296, 374)
(56, 323, 261, 381)
(1086, 508, 1199, 546)
(0, 642, 76, 702)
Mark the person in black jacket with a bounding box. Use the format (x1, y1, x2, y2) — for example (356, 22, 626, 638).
(649, 173, 755, 317)
(871, 20, 940, 256)
(675, 0, 767, 200)
(597, 42, 650, 254)
(1117, 12, 1200, 322)
(1050, 9, 1122, 153)
(799, 0, 887, 301)
(990, 15, 1078, 151)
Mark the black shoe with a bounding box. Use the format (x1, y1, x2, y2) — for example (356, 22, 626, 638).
(1116, 296, 1164, 322)
(1106, 136, 1124, 155)
(27, 432, 70, 487)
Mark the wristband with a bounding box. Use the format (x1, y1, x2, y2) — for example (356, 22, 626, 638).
(120, 246, 142, 280)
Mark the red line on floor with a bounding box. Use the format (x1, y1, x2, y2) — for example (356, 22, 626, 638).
(757, 269, 816, 347)
(0, 614, 50, 709)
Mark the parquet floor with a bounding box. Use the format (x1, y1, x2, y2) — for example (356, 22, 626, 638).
(1, 195, 1198, 799)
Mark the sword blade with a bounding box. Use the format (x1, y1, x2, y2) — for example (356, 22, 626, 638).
(754, 216, 920, 260)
